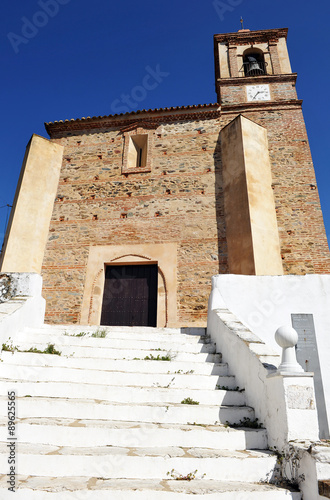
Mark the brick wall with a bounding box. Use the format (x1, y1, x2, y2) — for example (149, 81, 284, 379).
(41, 104, 330, 325)
(219, 76, 298, 106)
(42, 111, 227, 325)
(221, 104, 330, 275)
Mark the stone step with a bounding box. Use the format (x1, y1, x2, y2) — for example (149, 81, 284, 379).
(20, 327, 208, 344)
(25, 325, 206, 337)
(0, 364, 234, 390)
(0, 380, 245, 406)
(0, 442, 278, 482)
(0, 418, 267, 450)
(0, 396, 255, 424)
(0, 324, 299, 498)
(8, 338, 217, 354)
(8, 346, 220, 362)
(0, 477, 301, 499)
(1, 351, 227, 376)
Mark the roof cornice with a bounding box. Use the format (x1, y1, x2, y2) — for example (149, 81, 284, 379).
(214, 28, 288, 46)
(45, 103, 220, 136)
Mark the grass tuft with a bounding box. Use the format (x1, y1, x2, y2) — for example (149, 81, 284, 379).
(91, 329, 107, 338)
(181, 397, 199, 405)
(144, 353, 172, 361)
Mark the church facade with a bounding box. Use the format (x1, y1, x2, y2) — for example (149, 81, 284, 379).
(1, 27, 329, 327)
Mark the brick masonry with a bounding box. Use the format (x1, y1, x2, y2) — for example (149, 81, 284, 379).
(42, 110, 226, 325)
(41, 99, 330, 326)
(40, 27, 330, 326)
(319, 479, 330, 498)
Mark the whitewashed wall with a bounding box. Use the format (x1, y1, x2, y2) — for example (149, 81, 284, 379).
(0, 273, 45, 344)
(210, 274, 330, 439)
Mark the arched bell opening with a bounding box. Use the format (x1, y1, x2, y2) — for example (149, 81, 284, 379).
(242, 49, 267, 76)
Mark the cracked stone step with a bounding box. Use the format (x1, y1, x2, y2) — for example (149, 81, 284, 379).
(0, 477, 301, 499)
(0, 365, 234, 390)
(0, 418, 267, 450)
(0, 380, 245, 406)
(1, 351, 227, 376)
(0, 443, 278, 482)
(0, 396, 255, 424)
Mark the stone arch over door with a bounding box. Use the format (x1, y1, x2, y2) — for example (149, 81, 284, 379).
(80, 243, 177, 327)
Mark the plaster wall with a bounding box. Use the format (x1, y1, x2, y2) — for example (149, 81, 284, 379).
(211, 274, 330, 438)
(277, 37, 292, 74)
(0, 135, 63, 273)
(218, 43, 230, 79)
(221, 115, 283, 275)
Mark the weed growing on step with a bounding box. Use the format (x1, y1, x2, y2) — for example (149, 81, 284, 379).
(91, 329, 107, 338)
(181, 397, 199, 405)
(167, 469, 205, 481)
(25, 347, 43, 354)
(44, 344, 61, 355)
(226, 417, 263, 429)
(144, 353, 172, 361)
(64, 329, 107, 338)
(164, 377, 175, 388)
(2, 338, 18, 353)
(267, 445, 305, 490)
(216, 385, 245, 392)
(64, 331, 88, 337)
(153, 376, 176, 389)
(172, 369, 194, 374)
(22, 344, 61, 356)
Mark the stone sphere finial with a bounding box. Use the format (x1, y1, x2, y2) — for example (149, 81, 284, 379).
(275, 325, 298, 349)
(275, 325, 303, 374)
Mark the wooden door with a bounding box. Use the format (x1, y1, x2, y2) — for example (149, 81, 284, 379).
(100, 264, 158, 327)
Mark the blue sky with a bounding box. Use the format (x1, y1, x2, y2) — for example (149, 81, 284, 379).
(1, 0, 329, 247)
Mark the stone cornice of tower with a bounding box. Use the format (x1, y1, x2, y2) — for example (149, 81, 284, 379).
(220, 99, 303, 114)
(45, 103, 221, 136)
(217, 73, 298, 87)
(213, 28, 289, 46)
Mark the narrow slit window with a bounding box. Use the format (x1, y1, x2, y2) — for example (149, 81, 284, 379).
(138, 147, 143, 167)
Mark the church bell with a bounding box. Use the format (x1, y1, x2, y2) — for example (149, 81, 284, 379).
(246, 56, 264, 76)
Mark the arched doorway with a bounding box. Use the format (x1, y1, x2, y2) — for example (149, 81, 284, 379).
(80, 243, 177, 328)
(100, 263, 158, 327)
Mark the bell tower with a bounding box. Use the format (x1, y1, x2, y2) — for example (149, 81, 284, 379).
(215, 27, 330, 277)
(214, 28, 296, 107)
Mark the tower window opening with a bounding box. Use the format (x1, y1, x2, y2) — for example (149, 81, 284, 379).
(242, 50, 267, 77)
(127, 134, 148, 169)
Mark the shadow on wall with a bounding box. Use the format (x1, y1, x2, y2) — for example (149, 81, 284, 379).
(213, 129, 228, 275)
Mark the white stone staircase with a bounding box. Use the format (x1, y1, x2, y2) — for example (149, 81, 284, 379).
(0, 325, 301, 498)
